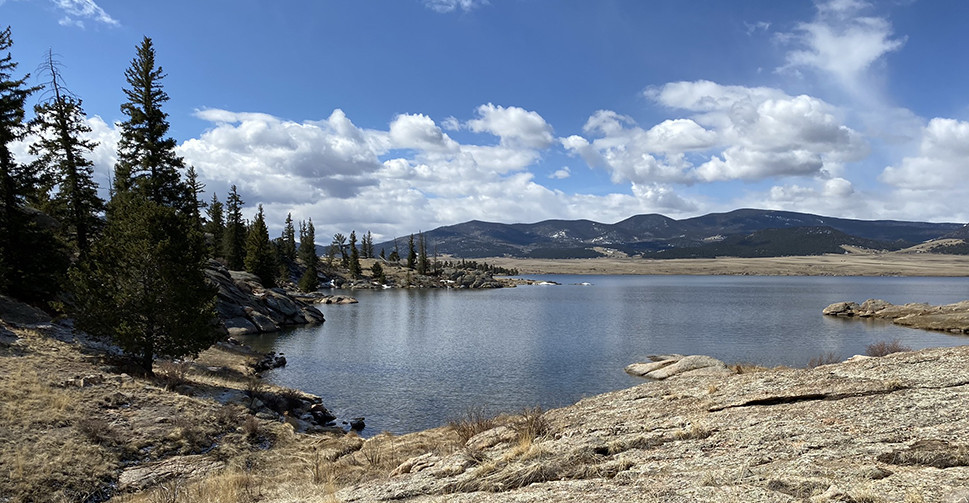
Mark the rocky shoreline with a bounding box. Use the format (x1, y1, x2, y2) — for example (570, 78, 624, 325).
(205, 260, 326, 336)
(823, 299, 969, 334)
(6, 290, 969, 501)
(326, 345, 969, 502)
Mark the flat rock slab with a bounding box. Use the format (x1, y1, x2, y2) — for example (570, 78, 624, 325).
(823, 299, 969, 333)
(626, 354, 733, 380)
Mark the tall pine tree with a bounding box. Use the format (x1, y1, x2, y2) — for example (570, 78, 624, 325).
(348, 230, 361, 278)
(27, 49, 104, 256)
(407, 234, 416, 270)
(244, 204, 276, 287)
(298, 218, 318, 292)
(280, 212, 296, 262)
(222, 184, 245, 270)
(204, 193, 224, 259)
(72, 37, 216, 374)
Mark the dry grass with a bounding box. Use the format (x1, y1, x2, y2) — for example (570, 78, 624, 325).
(808, 351, 842, 368)
(448, 406, 498, 444)
(866, 339, 912, 357)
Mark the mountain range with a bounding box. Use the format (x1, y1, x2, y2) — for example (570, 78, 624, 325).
(375, 209, 967, 259)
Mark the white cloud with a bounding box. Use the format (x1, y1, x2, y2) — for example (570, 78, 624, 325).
(179, 109, 384, 203)
(388, 113, 459, 152)
(567, 81, 867, 187)
(880, 118, 969, 190)
(549, 167, 571, 180)
(423, 0, 488, 13)
(465, 103, 555, 149)
(778, 0, 904, 93)
(52, 0, 119, 27)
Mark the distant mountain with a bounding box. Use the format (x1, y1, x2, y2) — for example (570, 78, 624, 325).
(374, 209, 964, 259)
(642, 226, 904, 259)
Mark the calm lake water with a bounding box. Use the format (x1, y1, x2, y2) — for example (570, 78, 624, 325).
(241, 275, 969, 435)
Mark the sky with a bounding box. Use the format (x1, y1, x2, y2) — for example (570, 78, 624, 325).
(4, 0, 969, 242)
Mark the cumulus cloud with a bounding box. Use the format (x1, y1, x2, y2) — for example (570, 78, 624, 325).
(880, 118, 969, 191)
(566, 80, 867, 188)
(179, 109, 384, 203)
(778, 0, 904, 93)
(52, 0, 119, 28)
(423, 0, 488, 13)
(465, 103, 555, 149)
(388, 113, 459, 152)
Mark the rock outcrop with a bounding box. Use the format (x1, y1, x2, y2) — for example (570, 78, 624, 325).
(333, 346, 969, 502)
(204, 261, 325, 336)
(823, 298, 969, 334)
(625, 354, 734, 380)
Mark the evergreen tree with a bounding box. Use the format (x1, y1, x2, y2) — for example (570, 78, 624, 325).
(370, 261, 385, 283)
(348, 230, 361, 278)
(222, 184, 245, 270)
(297, 218, 318, 292)
(27, 49, 104, 256)
(204, 193, 224, 258)
(407, 234, 416, 269)
(298, 218, 317, 265)
(332, 232, 348, 268)
(281, 212, 296, 262)
(361, 230, 374, 258)
(417, 231, 428, 275)
(71, 36, 216, 374)
(113, 37, 186, 209)
(0, 26, 66, 302)
(244, 204, 276, 286)
(184, 165, 204, 227)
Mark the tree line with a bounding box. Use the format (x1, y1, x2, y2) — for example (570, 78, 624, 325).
(0, 27, 515, 373)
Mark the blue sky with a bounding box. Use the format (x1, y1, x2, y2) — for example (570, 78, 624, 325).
(5, 0, 969, 241)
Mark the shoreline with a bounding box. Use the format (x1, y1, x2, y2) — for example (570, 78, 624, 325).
(482, 252, 969, 277)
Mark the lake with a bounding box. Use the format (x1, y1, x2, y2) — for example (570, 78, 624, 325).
(241, 275, 969, 435)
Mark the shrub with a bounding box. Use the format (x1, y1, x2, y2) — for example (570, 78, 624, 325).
(156, 360, 191, 390)
(866, 339, 912, 357)
(808, 351, 842, 368)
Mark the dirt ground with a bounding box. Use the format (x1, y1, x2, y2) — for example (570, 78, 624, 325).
(485, 252, 969, 277)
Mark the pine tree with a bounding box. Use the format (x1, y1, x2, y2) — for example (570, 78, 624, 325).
(27, 49, 104, 256)
(204, 193, 224, 258)
(244, 204, 276, 287)
(370, 261, 385, 283)
(332, 232, 348, 268)
(222, 184, 245, 270)
(417, 232, 428, 275)
(113, 37, 185, 209)
(298, 218, 318, 292)
(0, 27, 67, 302)
(348, 230, 361, 278)
(361, 230, 374, 259)
(407, 234, 416, 269)
(184, 165, 204, 227)
(72, 36, 216, 374)
(281, 212, 296, 262)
